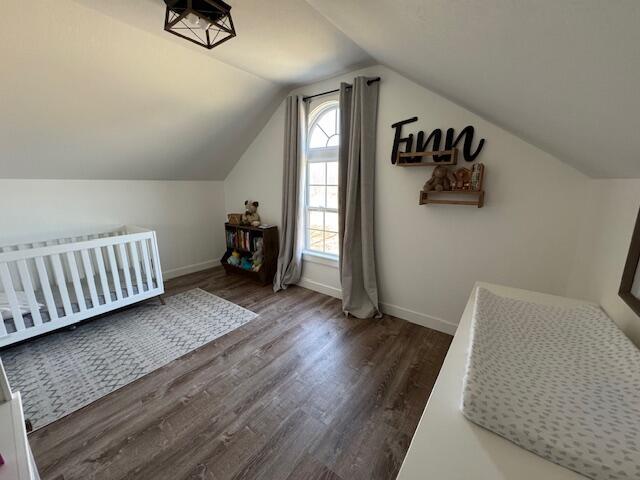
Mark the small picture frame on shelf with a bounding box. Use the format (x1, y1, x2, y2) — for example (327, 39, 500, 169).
(227, 213, 242, 225)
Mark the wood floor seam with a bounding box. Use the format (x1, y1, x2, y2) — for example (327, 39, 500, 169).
(28, 267, 452, 480)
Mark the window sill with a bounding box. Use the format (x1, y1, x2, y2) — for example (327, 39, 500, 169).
(303, 250, 339, 268)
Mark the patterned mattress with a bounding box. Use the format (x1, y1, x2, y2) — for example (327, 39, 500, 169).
(462, 288, 640, 480)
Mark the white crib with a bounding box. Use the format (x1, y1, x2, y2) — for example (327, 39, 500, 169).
(0, 226, 164, 348)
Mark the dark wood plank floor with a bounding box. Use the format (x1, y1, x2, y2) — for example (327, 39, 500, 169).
(28, 267, 452, 480)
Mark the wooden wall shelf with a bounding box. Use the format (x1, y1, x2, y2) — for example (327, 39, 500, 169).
(396, 148, 458, 166)
(419, 190, 485, 208)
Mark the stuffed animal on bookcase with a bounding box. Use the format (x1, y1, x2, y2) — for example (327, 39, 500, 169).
(251, 241, 264, 272)
(240, 256, 253, 270)
(227, 250, 241, 266)
(242, 200, 261, 227)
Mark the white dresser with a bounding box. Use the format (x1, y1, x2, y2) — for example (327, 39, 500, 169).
(397, 282, 590, 480)
(0, 360, 40, 480)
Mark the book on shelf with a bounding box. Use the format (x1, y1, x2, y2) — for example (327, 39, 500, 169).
(227, 227, 270, 253)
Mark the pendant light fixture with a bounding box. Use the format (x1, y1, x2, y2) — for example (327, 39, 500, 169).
(164, 0, 236, 50)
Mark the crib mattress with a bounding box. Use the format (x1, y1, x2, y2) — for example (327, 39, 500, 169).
(461, 288, 640, 480)
(2, 268, 158, 334)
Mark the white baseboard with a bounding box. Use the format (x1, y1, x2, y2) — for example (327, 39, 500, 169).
(296, 277, 458, 336)
(297, 277, 342, 299)
(164, 259, 219, 280)
(379, 302, 458, 335)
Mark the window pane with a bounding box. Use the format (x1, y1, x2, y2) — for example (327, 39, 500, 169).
(325, 211, 338, 233)
(325, 231, 339, 255)
(326, 162, 338, 185)
(317, 109, 337, 136)
(309, 229, 324, 252)
(309, 162, 325, 185)
(326, 186, 338, 209)
(309, 210, 324, 230)
(308, 186, 326, 208)
(326, 134, 339, 147)
(309, 127, 327, 149)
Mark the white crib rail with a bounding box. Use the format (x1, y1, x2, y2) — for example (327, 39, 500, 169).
(0, 228, 164, 347)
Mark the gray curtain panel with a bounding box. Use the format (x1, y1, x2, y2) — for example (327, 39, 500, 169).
(273, 95, 307, 292)
(338, 77, 381, 318)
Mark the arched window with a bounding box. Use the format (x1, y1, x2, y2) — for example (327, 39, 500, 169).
(309, 103, 340, 149)
(305, 101, 339, 257)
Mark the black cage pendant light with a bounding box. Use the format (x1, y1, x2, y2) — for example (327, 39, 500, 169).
(164, 0, 236, 49)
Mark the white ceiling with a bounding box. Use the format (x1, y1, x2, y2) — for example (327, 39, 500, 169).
(0, 0, 370, 180)
(305, 0, 640, 178)
(2, 0, 639, 180)
(76, 0, 373, 86)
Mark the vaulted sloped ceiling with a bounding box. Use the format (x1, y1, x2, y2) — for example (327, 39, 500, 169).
(4, 1, 639, 180)
(305, 0, 640, 178)
(0, 0, 370, 180)
(80, 0, 373, 86)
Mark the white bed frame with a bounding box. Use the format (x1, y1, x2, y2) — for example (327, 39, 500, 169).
(0, 226, 164, 348)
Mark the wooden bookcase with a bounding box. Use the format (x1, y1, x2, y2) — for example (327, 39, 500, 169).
(220, 223, 279, 285)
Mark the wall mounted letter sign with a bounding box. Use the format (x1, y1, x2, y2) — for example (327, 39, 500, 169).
(391, 117, 485, 164)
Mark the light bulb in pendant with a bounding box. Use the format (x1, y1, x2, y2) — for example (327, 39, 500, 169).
(186, 12, 200, 27)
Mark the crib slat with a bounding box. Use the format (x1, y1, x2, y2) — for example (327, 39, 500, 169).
(80, 249, 100, 308)
(27, 244, 42, 292)
(35, 256, 58, 322)
(0, 263, 26, 332)
(106, 245, 123, 301)
(140, 240, 153, 291)
(129, 242, 144, 294)
(58, 239, 73, 284)
(51, 254, 73, 317)
(150, 232, 163, 291)
(66, 252, 87, 312)
(94, 247, 111, 304)
(3, 246, 22, 294)
(117, 243, 134, 298)
(16, 259, 43, 326)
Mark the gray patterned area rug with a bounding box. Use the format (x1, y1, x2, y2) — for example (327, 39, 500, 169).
(0, 288, 257, 430)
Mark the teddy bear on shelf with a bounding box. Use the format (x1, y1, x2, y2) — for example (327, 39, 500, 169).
(423, 165, 456, 192)
(453, 167, 472, 190)
(242, 200, 261, 227)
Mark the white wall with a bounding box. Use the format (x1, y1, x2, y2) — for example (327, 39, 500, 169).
(225, 65, 589, 334)
(225, 104, 286, 224)
(567, 179, 640, 345)
(0, 179, 227, 280)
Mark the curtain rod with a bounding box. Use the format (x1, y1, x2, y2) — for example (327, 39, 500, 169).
(302, 77, 381, 102)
